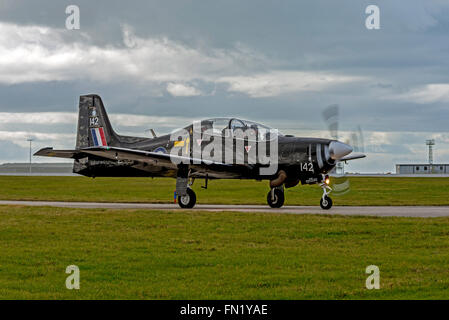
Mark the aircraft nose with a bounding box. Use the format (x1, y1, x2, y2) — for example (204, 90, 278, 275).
(329, 141, 352, 160)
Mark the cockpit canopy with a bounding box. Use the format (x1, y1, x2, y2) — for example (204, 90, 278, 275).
(192, 117, 281, 141)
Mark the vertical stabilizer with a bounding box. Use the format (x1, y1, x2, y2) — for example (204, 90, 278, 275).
(75, 94, 119, 149)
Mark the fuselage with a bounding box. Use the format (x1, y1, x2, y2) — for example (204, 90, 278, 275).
(76, 127, 338, 187)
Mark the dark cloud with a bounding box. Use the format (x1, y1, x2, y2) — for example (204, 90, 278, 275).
(0, 0, 448, 171)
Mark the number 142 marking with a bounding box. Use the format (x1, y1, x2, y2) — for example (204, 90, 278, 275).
(300, 162, 314, 172)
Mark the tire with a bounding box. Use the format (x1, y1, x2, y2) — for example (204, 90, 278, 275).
(178, 188, 196, 208)
(320, 196, 333, 210)
(267, 189, 285, 208)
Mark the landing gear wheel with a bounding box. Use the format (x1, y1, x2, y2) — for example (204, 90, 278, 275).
(178, 188, 196, 208)
(267, 188, 285, 208)
(320, 196, 333, 210)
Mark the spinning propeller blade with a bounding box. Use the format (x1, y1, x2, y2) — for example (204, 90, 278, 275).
(322, 104, 365, 195)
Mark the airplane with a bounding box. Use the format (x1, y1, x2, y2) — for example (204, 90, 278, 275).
(35, 94, 366, 209)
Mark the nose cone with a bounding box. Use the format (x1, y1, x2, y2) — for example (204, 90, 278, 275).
(329, 141, 352, 160)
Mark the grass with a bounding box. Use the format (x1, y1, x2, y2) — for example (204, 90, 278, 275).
(1, 176, 448, 299)
(0, 176, 449, 206)
(1, 205, 449, 299)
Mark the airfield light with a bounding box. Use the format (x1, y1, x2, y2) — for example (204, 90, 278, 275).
(27, 138, 34, 174)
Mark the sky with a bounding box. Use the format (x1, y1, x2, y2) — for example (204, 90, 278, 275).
(0, 0, 448, 172)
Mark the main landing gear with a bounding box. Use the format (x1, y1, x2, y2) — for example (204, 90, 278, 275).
(178, 187, 196, 208)
(176, 167, 197, 208)
(267, 186, 285, 208)
(319, 177, 333, 210)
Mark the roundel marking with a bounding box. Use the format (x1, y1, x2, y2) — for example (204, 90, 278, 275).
(154, 147, 167, 154)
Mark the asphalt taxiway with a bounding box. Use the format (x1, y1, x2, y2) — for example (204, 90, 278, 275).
(1, 200, 449, 217)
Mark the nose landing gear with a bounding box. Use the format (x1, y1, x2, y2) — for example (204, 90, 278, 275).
(319, 177, 333, 210)
(267, 186, 285, 208)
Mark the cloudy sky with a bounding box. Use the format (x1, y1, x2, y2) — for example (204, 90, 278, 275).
(1, 0, 449, 172)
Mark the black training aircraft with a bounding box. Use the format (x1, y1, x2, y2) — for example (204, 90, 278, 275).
(35, 94, 366, 209)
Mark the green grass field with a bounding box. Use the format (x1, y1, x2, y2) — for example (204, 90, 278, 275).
(1, 205, 449, 299)
(1, 176, 449, 299)
(0, 176, 449, 205)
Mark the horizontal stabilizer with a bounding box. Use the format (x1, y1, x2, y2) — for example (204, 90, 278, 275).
(34, 147, 83, 159)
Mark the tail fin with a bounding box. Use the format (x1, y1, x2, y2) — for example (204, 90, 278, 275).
(35, 94, 149, 176)
(75, 94, 119, 149)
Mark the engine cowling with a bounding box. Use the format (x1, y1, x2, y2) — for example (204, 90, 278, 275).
(312, 143, 336, 173)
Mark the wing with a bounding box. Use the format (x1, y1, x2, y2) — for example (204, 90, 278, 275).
(82, 146, 251, 178)
(81, 146, 230, 167)
(35, 146, 256, 178)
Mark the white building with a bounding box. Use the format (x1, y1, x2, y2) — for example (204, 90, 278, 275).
(396, 164, 449, 174)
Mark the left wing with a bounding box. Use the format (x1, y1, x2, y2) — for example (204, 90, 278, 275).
(81, 146, 232, 168)
(35, 146, 260, 178)
(82, 146, 252, 178)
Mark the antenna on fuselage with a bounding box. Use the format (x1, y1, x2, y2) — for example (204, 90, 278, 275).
(145, 128, 157, 138)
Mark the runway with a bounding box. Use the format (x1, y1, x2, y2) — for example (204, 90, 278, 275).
(1, 200, 449, 217)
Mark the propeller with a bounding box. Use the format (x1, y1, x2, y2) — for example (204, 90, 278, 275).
(322, 104, 365, 195)
(322, 104, 339, 140)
